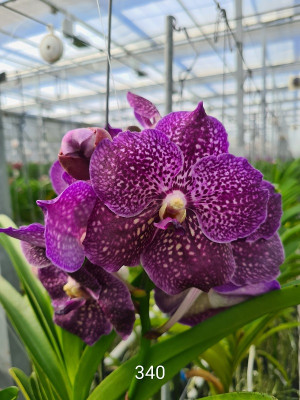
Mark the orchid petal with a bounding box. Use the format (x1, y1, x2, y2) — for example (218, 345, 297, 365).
(0, 223, 45, 247)
(83, 199, 159, 272)
(37, 181, 97, 272)
(231, 233, 284, 286)
(191, 153, 269, 242)
(247, 181, 282, 241)
(141, 211, 235, 295)
(90, 129, 183, 217)
(127, 92, 161, 128)
(49, 160, 69, 195)
(156, 102, 229, 170)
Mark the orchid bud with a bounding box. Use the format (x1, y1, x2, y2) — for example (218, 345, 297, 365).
(58, 127, 111, 180)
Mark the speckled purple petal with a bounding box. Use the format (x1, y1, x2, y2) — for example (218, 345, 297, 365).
(0, 223, 45, 247)
(20, 241, 52, 268)
(156, 102, 229, 170)
(37, 182, 97, 272)
(141, 211, 235, 295)
(62, 171, 76, 186)
(231, 233, 284, 286)
(83, 199, 159, 272)
(81, 262, 135, 339)
(247, 181, 282, 241)
(127, 92, 161, 128)
(90, 129, 183, 217)
(38, 265, 68, 302)
(50, 161, 69, 195)
(214, 280, 280, 296)
(191, 154, 269, 242)
(54, 300, 112, 345)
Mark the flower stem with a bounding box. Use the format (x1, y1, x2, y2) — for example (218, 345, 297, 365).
(127, 273, 152, 400)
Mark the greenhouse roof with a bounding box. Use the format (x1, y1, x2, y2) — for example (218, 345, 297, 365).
(0, 0, 299, 155)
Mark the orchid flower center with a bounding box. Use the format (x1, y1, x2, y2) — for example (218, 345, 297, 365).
(159, 190, 187, 223)
(63, 277, 89, 299)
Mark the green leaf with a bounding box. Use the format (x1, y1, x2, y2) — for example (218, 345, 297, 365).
(30, 374, 43, 400)
(73, 332, 116, 400)
(232, 315, 275, 370)
(0, 387, 19, 400)
(0, 215, 63, 361)
(9, 368, 34, 400)
(88, 283, 300, 400)
(281, 204, 300, 225)
(198, 393, 277, 399)
(256, 349, 289, 384)
(281, 225, 300, 245)
(0, 276, 71, 400)
(61, 329, 85, 384)
(255, 321, 300, 345)
(201, 342, 233, 392)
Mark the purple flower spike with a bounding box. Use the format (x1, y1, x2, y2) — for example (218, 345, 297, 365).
(247, 181, 282, 241)
(127, 92, 161, 128)
(38, 262, 135, 345)
(37, 181, 97, 272)
(141, 212, 235, 295)
(191, 154, 269, 242)
(59, 127, 112, 180)
(231, 233, 284, 286)
(156, 102, 229, 170)
(90, 129, 183, 217)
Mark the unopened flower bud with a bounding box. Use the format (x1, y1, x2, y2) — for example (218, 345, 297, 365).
(59, 127, 111, 180)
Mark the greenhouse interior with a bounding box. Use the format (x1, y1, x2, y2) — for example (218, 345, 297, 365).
(0, 0, 299, 399)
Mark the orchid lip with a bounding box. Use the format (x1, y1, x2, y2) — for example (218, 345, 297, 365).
(159, 190, 187, 223)
(63, 277, 90, 299)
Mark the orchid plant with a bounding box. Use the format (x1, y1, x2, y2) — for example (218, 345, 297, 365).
(0, 92, 299, 400)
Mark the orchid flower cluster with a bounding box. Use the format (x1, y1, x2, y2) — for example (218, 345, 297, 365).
(0, 93, 284, 345)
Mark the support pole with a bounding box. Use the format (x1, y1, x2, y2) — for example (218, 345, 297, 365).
(105, 0, 113, 128)
(165, 16, 173, 115)
(261, 25, 267, 158)
(235, 0, 244, 155)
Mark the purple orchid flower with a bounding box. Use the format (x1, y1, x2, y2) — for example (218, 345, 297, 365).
(58, 127, 112, 180)
(0, 222, 135, 345)
(154, 232, 284, 329)
(127, 92, 161, 128)
(0, 181, 97, 272)
(38, 261, 135, 345)
(82, 101, 274, 295)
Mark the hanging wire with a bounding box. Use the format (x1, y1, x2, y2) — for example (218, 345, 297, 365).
(96, 0, 121, 127)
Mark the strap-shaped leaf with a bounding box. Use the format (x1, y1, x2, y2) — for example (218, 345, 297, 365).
(9, 368, 35, 400)
(88, 283, 300, 400)
(0, 386, 19, 400)
(0, 215, 63, 360)
(0, 276, 71, 400)
(72, 332, 116, 400)
(198, 393, 277, 399)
